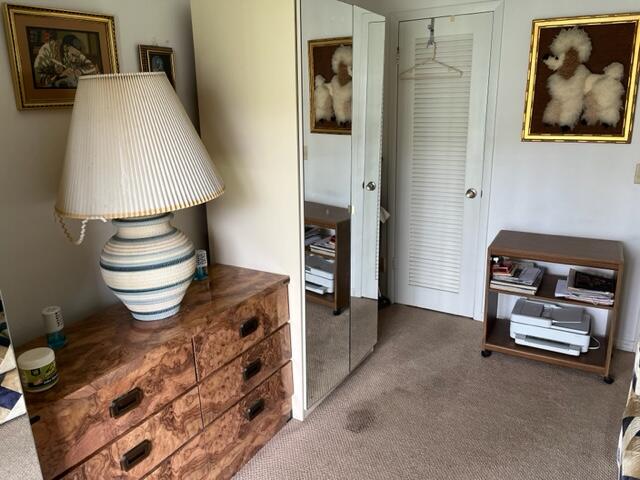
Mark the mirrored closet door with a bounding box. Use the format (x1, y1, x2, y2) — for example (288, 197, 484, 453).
(300, 0, 385, 409)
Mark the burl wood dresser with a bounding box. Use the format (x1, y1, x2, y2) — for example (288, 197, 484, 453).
(19, 264, 292, 479)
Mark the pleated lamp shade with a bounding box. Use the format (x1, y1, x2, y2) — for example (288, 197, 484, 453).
(56, 72, 224, 220)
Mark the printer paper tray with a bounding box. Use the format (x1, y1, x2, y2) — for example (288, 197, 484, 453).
(513, 334, 581, 357)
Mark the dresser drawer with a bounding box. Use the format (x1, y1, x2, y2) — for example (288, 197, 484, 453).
(200, 324, 291, 426)
(193, 285, 289, 380)
(64, 387, 203, 480)
(206, 362, 293, 479)
(144, 431, 210, 480)
(147, 362, 292, 480)
(34, 341, 197, 479)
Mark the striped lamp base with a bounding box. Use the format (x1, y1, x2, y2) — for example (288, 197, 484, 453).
(100, 213, 196, 321)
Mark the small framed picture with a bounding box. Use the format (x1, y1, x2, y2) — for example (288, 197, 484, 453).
(138, 45, 175, 88)
(522, 13, 640, 143)
(2, 3, 119, 110)
(308, 37, 352, 135)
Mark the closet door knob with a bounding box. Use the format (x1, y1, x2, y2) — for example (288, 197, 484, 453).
(465, 188, 477, 199)
(366, 181, 376, 191)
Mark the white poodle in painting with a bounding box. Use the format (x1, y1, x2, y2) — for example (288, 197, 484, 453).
(328, 76, 352, 125)
(542, 27, 592, 131)
(314, 74, 333, 123)
(582, 62, 625, 127)
(328, 45, 353, 125)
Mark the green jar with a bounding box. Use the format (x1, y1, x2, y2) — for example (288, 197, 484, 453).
(17, 347, 59, 393)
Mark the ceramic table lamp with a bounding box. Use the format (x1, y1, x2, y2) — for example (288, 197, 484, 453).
(55, 72, 224, 321)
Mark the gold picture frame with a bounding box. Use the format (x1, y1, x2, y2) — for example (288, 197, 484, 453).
(308, 37, 352, 135)
(2, 3, 119, 110)
(522, 13, 640, 143)
(138, 44, 175, 89)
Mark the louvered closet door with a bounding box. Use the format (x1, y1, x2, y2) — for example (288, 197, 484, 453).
(395, 13, 492, 317)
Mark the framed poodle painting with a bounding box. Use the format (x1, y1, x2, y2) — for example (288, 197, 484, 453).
(308, 37, 352, 134)
(522, 13, 640, 143)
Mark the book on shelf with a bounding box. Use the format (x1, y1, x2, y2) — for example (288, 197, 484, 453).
(309, 246, 335, 257)
(492, 261, 516, 277)
(567, 269, 615, 298)
(555, 278, 614, 306)
(309, 238, 336, 257)
(490, 264, 544, 294)
(305, 226, 330, 247)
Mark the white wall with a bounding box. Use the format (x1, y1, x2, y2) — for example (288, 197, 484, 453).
(302, 0, 353, 208)
(354, 0, 640, 350)
(191, 0, 305, 419)
(491, 0, 640, 351)
(0, 0, 208, 347)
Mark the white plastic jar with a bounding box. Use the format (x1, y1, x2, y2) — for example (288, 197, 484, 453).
(17, 347, 59, 392)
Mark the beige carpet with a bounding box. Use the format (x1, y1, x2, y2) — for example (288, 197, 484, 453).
(235, 304, 633, 480)
(0, 414, 42, 479)
(305, 299, 350, 406)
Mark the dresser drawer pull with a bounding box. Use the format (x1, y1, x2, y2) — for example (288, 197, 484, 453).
(245, 398, 265, 421)
(243, 359, 263, 381)
(110, 387, 144, 418)
(120, 439, 152, 471)
(239, 317, 259, 338)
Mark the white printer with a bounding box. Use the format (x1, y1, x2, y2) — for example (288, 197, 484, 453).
(509, 298, 591, 357)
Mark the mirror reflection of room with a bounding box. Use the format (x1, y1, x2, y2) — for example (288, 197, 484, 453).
(0, 293, 40, 479)
(302, 0, 354, 407)
(302, 0, 385, 408)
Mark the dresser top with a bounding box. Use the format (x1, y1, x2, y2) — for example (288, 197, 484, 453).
(19, 264, 289, 410)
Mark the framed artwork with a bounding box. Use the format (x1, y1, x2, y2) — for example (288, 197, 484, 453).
(308, 37, 352, 135)
(139, 45, 175, 88)
(2, 4, 118, 110)
(522, 13, 640, 143)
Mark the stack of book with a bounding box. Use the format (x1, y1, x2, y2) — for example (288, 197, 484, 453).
(305, 226, 325, 246)
(309, 235, 336, 258)
(490, 261, 544, 295)
(554, 269, 615, 306)
(305, 254, 335, 295)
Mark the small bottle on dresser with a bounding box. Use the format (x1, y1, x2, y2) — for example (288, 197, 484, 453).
(194, 249, 209, 281)
(42, 306, 67, 350)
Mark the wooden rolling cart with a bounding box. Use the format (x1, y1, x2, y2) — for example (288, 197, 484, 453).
(304, 201, 350, 315)
(481, 230, 624, 383)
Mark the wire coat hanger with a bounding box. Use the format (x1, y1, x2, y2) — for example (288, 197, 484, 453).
(399, 17, 464, 80)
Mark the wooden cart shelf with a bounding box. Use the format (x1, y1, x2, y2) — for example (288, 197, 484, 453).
(482, 230, 624, 382)
(489, 273, 615, 311)
(304, 201, 350, 314)
(484, 318, 608, 374)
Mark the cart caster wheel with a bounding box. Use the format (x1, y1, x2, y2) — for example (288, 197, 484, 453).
(603, 376, 614, 384)
(481, 350, 492, 358)
(333, 309, 342, 316)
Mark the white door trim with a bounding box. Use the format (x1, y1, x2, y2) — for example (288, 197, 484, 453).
(294, 0, 307, 420)
(385, 0, 504, 321)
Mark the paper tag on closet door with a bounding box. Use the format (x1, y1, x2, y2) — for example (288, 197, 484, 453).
(303, 145, 308, 161)
(635, 163, 640, 184)
(449, 16, 455, 22)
